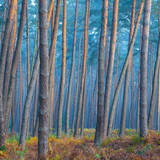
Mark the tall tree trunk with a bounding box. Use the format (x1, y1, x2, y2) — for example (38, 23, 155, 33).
(148, 0, 160, 130)
(94, 0, 108, 145)
(107, 1, 144, 137)
(0, 0, 16, 146)
(72, 33, 82, 132)
(103, 0, 119, 138)
(140, 0, 152, 138)
(6, 0, 27, 133)
(65, 0, 79, 136)
(57, 0, 67, 139)
(48, 0, 55, 26)
(38, 0, 49, 158)
(74, 0, 89, 137)
(19, 53, 40, 147)
(118, 0, 136, 137)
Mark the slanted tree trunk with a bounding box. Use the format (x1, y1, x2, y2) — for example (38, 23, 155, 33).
(6, 0, 27, 133)
(0, 0, 16, 146)
(19, 53, 40, 148)
(103, 0, 119, 138)
(118, 0, 136, 137)
(38, 0, 49, 158)
(107, 1, 144, 137)
(94, 0, 108, 145)
(140, 0, 152, 138)
(57, 0, 67, 139)
(65, 0, 79, 136)
(48, 0, 55, 26)
(74, 0, 89, 137)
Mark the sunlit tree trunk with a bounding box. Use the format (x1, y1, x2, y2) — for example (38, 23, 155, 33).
(0, 0, 16, 146)
(38, 0, 49, 158)
(6, 0, 27, 133)
(119, 0, 136, 137)
(80, 71, 87, 136)
(140, 0, 152, 138)
(107, 1, 144, 137)
(94, 0, 108, 145)
(65, 0, 79, 136)
(103, 0, 119, 137)
(57, 0, 67, 139)
(48, 0, 55, 26)
(74, 0, 89, 137)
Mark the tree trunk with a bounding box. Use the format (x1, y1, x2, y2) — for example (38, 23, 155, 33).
(38, 0, 49, 158)
(0, 0, 16, 146)
(103, 0, 119, 138)
(65, 0, 79, 136)
(94, 0, 108, 145)
(118, 0, 136, 137)
(57, 0, 67, 139)
(74, 0, 89, 137)
(140, 0, 152, 138)
(19, 53, 40, 148)
(80, 71, 87, 136)
(107, 1, 144, 137)
(6, 0, 27, 133)
(72, 33, 82, 132)
(148, 0, 160, 130)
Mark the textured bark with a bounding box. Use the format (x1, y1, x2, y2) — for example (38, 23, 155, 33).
(49, 0, 61, 68)
(72, 33, 82, 132)
(148, 1, 160, 130)
(94, 0, 108, 145)
(80, 72, 87, 136)
(57, 0, 67, 139)
(48, 0, 55, 25)
(1, 0, 7, 49)
(65, 0, 79, 136)
(38, 0, 49, 158)
(26, 1, 30, 86)
(119, 0, 136, 137)
(19, 43, 23, 135)
(107, 1, 144, 137)
(74, 0, 89, 137)
(3, 8, 17, 124)
(103, 0, 119, 138)
(158, 1, 160, 130)
(48, 0, 61, 132)
(140, 0, 152, 138)
(19, 53, 40, 148)
(6, 0, 27, 133)
(0, 0, 16, 146)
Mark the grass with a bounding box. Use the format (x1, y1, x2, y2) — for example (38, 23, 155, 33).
(0, 129, 160, 160)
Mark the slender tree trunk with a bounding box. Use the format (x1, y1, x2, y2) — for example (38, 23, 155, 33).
(0, 0, 16, 146)
(94, 0, 108, 145)
(57, 0, 67, 139)
(80, 71, 87, 136)
(6, 0, 27, 133)
(72, 33, 82, 132)
(19, 54, 40, 147)
(74, 0, 89, 137)
(103, 0, 119, 138)
(140, 0, 152, 138)
(107, 1, 144, 137)
(65, 0, 79, 136)
(38, 0, 49, 158)
(118, 0, 136, 137)
(48, 0, 55, 26)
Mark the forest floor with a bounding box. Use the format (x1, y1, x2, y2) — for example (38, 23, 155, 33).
(0, 129, 160, 160)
